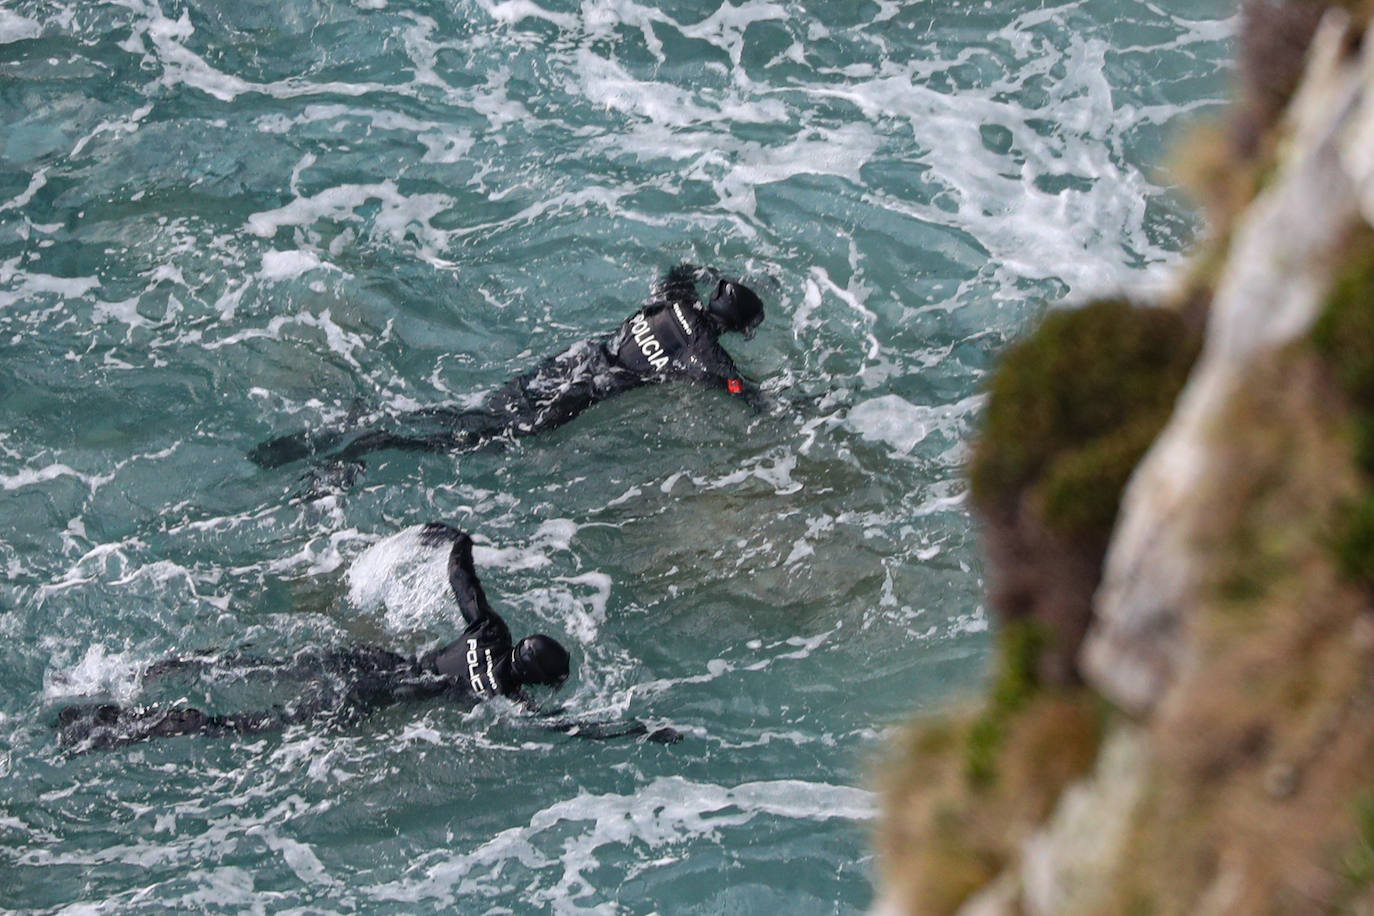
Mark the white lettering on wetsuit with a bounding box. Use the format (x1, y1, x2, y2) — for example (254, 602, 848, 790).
(672, 303, 693, 336)
(629, 313, 670, 371)
(465, 637, 495, 696)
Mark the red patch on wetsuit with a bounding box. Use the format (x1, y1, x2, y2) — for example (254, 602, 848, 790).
(727, 378, 742, 394)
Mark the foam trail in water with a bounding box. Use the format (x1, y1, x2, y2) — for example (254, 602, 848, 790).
(0, 8, 40, 43)
(43, 644, 144, 703)
(346, 526, 457, 631)
(845, 393, 985, 459)
(365, 775, 873, 910)
(246, 180, 458, 267)
(111, 0, 396, 102)
(254, 105, 477, 163)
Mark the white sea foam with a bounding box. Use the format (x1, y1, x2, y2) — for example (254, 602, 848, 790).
(346, 525, 457, 631)
(681, 450, 802, 496)
(263, 526, 368, 578)
(575, 50, 715, 128)
(579, 0, 674, 60)
(840, 398, 928, 458)
(248, 181, 446, 239)
(246, 181, 457, 267)
(69, 104, 153, 159)
(254, 104, 476, 163)
(364, 775, 873, 909)
(0, 8, 40, 43)
(199, 309, 371, 369)
(479, 518, 579, 571)
(801, 264, 882, 362)
(365, 821, 551, 905)
(948, 605, 990, 636)
(845, 393, 983, 457)
(573, 48, 787, 129)
(174, 868, 259, 911)
(784, 538, 815, 565)
(675, 0, 791, 68)
(472, 0, 581, 32)
(43, 643, 144, 703)
(628, 625, 840, 701)
(0, 168, 47, 212)
(113, 0, 394, 102)
(0, 271, 99, 310)
(259, 831, 338, 887)
(711, 124, 882, 223)
(91, 296, 153, 331)
(550, 572, 612, 643)
(34, 538, 139, 601)
(519, 776, 872, 909)
(450, 185, 628, 244)
(259, 249, 336, 281)
(0, 461, 115, 494)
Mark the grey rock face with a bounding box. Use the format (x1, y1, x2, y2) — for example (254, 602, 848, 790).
(1083, 11, 1370, 715)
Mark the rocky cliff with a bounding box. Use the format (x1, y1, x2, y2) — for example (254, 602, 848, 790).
(875, 3, 1374, 913)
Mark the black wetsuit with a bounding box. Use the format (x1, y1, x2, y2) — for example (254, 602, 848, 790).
(55, 523, 676, 749)
(56, 647, 447, 748)
(248, 265, 765, 469)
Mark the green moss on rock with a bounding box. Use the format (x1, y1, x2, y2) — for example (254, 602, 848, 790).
(1311, 230, 1374, 582)
(1341, 791, 1374, 895)
(1314, 234, 1374, 458)
(971, 298, 1199, 543)
(965, 620, 1045, 787)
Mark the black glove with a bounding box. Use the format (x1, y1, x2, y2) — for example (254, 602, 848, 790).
(419, 521, 464, 548)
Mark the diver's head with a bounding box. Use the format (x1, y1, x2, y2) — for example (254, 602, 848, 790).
(511, 634, 571, 688)
(706, 279, 765, 339)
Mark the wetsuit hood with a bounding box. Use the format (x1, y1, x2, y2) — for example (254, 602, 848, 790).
(706, 279, 765, 339)
(512, 634, 570, 688)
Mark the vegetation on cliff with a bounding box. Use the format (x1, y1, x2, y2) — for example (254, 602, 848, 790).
(879, 296, 1197, 915)
(1100, 340, 1374, 912)
(876, 2, 1374, 913)
(962, 299, 1199, 692)
(1313, 229, 1374, 582)
(970, 298, 1198, 545)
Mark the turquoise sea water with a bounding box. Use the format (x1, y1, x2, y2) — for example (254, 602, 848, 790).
(1, 1, 1232, 912)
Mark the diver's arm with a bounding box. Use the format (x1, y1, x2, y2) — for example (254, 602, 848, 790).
(509, 694, 682, 743)
(724, 374, 775, 415)
(446, 530, 499, 627)
(419, 520, 504, 629)
(539, 715, 682, 743)
(686, 340, 774, 414)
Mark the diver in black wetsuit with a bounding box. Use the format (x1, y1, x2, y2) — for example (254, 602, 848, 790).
(248, 264, 768, 469)
(55, 523, 681, 750)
